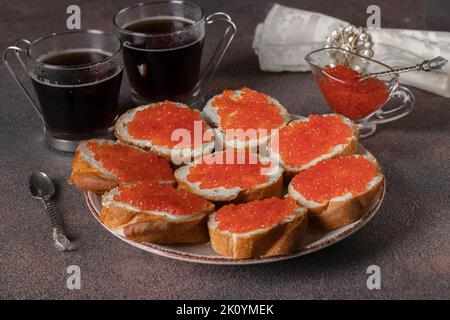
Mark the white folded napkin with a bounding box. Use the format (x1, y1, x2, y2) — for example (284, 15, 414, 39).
(253, 4, 450, 98)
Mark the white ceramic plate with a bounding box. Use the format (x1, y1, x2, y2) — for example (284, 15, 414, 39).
(84, 146, 385, 265)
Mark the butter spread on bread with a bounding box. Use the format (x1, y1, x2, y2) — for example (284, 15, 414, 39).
(203, 88, 290, 149)
(270, 114, 359, 175)
(288, 155, 383, 231)
(68, 139, 174, 193)
(175, 150, 283, 203)
(208, 197, 308, 259)
(101, 182, 215, 244)
(116, 101, 215, 163)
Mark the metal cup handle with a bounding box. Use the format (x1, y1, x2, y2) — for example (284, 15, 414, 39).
(199, 12, 236, 93)
(2, 39, 44, 122)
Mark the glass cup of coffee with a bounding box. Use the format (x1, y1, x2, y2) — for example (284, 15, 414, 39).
(114, 0, 236, 106)
(3, 30, 123, 152)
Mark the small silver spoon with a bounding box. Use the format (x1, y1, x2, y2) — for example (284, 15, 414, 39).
(29, 172, 74, 251)
(360, 56, 448, 81)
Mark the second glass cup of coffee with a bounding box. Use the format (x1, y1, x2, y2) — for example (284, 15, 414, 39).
(114, 0, 236, 106)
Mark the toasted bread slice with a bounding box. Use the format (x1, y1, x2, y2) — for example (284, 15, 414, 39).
(270, 114, 359, 176)
(208, 197, 308, 259)
(68, 139, 174, 194)
(174, 150, 283, 203)
(288, 155, 383, 231)
(115, 101, 215, 164)
(100, 182, 215, 244)
(203, 87, 290, 150)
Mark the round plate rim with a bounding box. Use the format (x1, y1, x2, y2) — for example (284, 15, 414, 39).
(83, 147, 385, 265)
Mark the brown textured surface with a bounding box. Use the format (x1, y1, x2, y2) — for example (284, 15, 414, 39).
(0, 0, 449, 299)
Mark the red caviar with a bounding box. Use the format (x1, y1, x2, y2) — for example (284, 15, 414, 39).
(277, 115, 353, 167)
(317, 65, 389, 120)
(216, 197, 298, 233)
(86, 141, 173, 184)
(212, 87, 285, 131)
(113, 182, 213, 215)
(127, 101, 208, 148)
(291, 156, 378, 203)
(187, 151, 272, 190)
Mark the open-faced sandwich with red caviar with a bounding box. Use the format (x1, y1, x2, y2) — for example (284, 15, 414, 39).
(208, 197, 308, 259)
(174, 150, 283, 203)
(68, 139, 174, 194)
(288, 155, 383, 231)
(100, 182, 215, 244)
(270, 114, 359, 176)
(115, 101, 215, 164)
(203, 87, 290, 150)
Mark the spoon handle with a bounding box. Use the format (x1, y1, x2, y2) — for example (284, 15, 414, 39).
(43, 199, 74, 251)
(361, 56, 448, 81)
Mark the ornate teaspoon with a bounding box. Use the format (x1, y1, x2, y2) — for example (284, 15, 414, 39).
(29, 172, 75, 251)
(360, 56, 448, 81)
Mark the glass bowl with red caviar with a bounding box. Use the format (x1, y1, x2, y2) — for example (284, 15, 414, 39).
(305, 48, 414, 138)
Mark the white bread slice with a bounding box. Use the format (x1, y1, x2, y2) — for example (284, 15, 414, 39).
(208, 198, 308, 259)
(100, 183, 215, 244)
(174, 151, 284, 203)
(270, 114, 359, 176)
(288, 154, 383, 231)
(115, 102, 215, 164)
(68, 139, 174, 194)
(203, 88, 290, 150)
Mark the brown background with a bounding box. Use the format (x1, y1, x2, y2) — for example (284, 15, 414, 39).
(0, 0, 449, 299)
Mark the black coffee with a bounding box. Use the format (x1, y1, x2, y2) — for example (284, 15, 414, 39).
(39, 50, 109, 67)
(31, 50, 123, 137)
(123, 17, 204, 102)
(125, 17, 192, 34)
